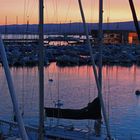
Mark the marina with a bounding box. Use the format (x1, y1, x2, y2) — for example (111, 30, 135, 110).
(0, 42, 140, 67)
(0, 0, 140, 139)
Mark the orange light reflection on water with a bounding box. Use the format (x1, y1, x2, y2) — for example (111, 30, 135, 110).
(1, 64, 140, 135)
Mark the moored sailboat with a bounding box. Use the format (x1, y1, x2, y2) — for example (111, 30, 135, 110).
(45, 97, 102, 120)
(44, 0, 112, 139)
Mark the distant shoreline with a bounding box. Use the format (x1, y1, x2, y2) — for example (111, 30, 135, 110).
(0, 21, 138, 34)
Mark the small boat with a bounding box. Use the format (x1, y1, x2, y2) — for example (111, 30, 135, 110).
(45, 97, 101, 120)
(135, 90, 140, 95)
(48, 78, 53, 82)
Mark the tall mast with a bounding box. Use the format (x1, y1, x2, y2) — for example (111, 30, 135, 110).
(78, 0, 111, 139)
(128, 0, 140, 42)
(98, 0, 103, 90)
(0, 38, 28, 140)
(39, 0, 44, 140)
(98, 0, 111, 138)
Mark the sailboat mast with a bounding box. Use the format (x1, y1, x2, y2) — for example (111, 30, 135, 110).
(98, 0, 103, 89)
(98, 0, 111, 139)
(98, 0, 111, 138)
(78, 0, 111, 139)
(128, 0, 140, 42)
(39, 0, 44, 139)
(0, 38, 28, 140)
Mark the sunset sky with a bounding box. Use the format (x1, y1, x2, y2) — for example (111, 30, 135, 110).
(0, 0, 140, 25)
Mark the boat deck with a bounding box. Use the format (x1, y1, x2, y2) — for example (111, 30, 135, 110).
(0, 118, 105, 140)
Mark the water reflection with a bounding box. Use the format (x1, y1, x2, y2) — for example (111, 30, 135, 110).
(0, 64, 140, 138)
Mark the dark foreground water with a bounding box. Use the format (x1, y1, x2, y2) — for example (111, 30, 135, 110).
(0, 63, 140, 139)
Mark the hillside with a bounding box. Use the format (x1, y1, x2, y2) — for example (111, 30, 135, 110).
(0, 21, 138, 34)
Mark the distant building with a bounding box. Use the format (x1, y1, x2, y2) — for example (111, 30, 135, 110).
(91, 30, 139, 45)
(128, 32, 139, 45)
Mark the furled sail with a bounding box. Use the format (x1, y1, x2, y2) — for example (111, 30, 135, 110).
(44, 97, 101, 120)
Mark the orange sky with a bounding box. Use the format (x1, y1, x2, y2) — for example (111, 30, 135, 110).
(0, 0, 140, 25)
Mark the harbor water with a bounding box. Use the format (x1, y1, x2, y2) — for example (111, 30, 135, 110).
(0, 63, 140, 139)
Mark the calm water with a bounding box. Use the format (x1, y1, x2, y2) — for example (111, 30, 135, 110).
(0, 63, 140, 139)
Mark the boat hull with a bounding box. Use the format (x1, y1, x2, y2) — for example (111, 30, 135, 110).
(45, 97, 101, 120)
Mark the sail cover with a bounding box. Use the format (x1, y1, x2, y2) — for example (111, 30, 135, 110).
(44, 97, 101, 120)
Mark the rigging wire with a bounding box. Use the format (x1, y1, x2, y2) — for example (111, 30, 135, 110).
(87, 66, 94, 135)
(52, 0, 55, 15)
(90, 0, 94, 24)
(25, 0, 30, 18)
(30, 67, 38, 112)
(52, 0, 56, 23)
(106, 0, 110, 23)
(28, 0, 38, 20)
(47, 64, 56, 106)
(56, 67, 61, 126)
(54, 0, 58, 23)
(21, 68, 25, 117)
(44, 0, 49, 23)
(57, 66, 60, 105)
(106, 66, 111, 124)
(23, 0, 37, 27)
(87, 66, 91, 103)
(23, 0, 27, 24)
(56, 0, 59, 23)
(64, 0, 72, 23)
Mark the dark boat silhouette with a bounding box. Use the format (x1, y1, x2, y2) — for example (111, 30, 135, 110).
(44, 97, 101, 120)
(135, 90, 140, 95)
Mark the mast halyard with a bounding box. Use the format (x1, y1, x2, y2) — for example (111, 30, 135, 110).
(38, 0, 44, 140)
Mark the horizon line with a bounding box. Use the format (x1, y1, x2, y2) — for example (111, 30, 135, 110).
(0, 20, 137, 26)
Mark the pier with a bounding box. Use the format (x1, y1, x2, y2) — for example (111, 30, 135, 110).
(2, 34, 90, 46)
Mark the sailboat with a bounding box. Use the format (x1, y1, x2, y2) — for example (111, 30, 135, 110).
(44, 0, 112, 139)
(45, 97, 102, 120)
(43, 0, 140, 139)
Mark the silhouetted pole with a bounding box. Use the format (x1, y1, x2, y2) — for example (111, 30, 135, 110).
(129, 0, 140, 42)
(78, 0, 111, 139)
(0, 37, 28, 140)
(38, 0, 45, 139)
